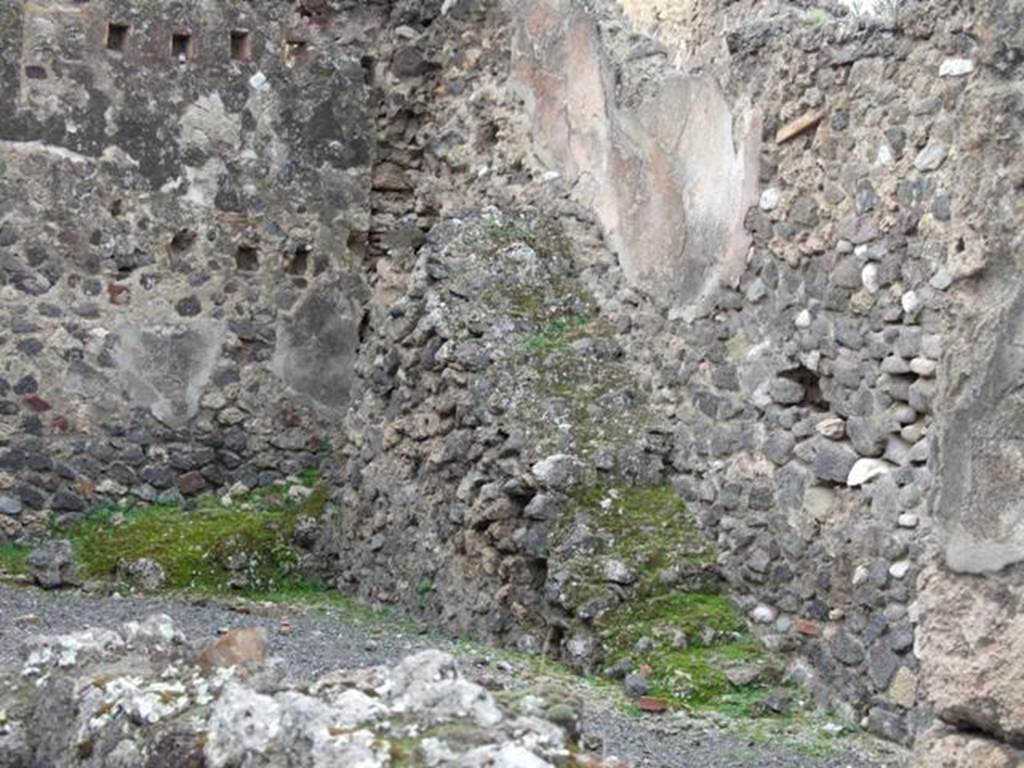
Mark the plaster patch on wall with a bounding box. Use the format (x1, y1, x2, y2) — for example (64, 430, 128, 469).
(938, 289, 1024, 574)
(113, 321, 224, 427)
(180, 93, 242, 153)
(272, 282, 362, 413)
(510, 0, 759, 310)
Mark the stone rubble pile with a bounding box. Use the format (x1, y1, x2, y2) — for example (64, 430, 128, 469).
(0, 614, 591, 767)
(330, 210, 670, 648)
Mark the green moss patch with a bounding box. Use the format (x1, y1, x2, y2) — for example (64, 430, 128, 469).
(70, 483, 328, 592)
(507, 334, 643, 461)
(524, 312, 591, 354)
(597, 590, 783, 711)
(0, 481, 328, 594)
(571, 485, 715, 573)
(548, 484, 785, 716)
(549, 484, 717, 613)
(482, 220, 539, 247)
(0, 542, 29, 575)
(481, 215, 572, 259)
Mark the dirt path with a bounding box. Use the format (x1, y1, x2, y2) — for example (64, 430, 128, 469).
(0, 584, 907, 768)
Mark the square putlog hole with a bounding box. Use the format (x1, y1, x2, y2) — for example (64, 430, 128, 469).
(235, 245, 259, 271)
(284, 245, 310, 275)
(285, 40, 309, 68)
(230, 30, 251, 61)
(106, 23, 129, 52)
(172, 33, 193, 61)
(170, 229, 197, 252)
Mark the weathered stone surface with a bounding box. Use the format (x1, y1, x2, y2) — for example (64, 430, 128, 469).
(912, 728, 1024, 768)
(868, 644, 900, 690)
(532, 454, 583, 491)
(0, 495, 23, 517)
(26, 539, 76, 589)
(116, 557, 167, 592)
(831, 631, 866, 666)
(0, 0, 1020, 755)
(176, 471, 208, 497)
(623, 672, 650, 697)
(847, 417, 888, 458)
(888, 666, 918, 709)
(114, 325, 224, 428)
(373, 162, 414, 191)
(272, 283, 363, 413)
(917, 565, 1024, 747)
(867, 705, 908, 745)
(525, 494, 562, 521)
(808, 440, 859, 484)
(938, 58, 976, 77)
(802, 485, 838, 523)
(1, 617, 581, 767)
(195, 627, 268, 672)
(914, 143, 950, 173)
(769, 378, 805, 405)
(937, 282, 1024, 574)
(355, 0, 1021, 753)
(815, 417, 846, 440)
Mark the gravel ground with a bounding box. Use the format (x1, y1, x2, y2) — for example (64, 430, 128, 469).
(0, 584, 907, 768)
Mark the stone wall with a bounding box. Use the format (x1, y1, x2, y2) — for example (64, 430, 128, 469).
(914, 2, 1024, 758)
(321, 0, 1024, 755)
(507, 0, 1024, 754)
(1, 0, 1022, 759)
(0, 0, 372, 533)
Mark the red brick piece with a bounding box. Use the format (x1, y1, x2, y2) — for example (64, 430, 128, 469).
(23, 395, 51, 412)
(795, 619, 821, 637)
(636, 697, 668, 714)
(108, 283, 130, 305)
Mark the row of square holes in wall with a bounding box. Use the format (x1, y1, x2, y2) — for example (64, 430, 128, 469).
(235, 244, 318, 276)
(105, 23, 309, 65)
(167, 229, 318, 275)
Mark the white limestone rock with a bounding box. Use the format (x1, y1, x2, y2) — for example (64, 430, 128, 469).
(847, 458, 894, 487)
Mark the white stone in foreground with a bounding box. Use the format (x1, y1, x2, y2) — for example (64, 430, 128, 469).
(847, 458, 894, 487)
